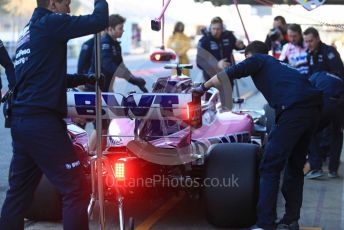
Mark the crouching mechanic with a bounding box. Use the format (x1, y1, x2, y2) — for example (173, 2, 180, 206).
(0, 0, 109, 229)
(306, 71, 344, 179)
(87, 14, 147, 151)
(193, 41, 322, 230)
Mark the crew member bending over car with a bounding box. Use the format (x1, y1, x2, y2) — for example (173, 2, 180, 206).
(0, 0, 108, 229)
(0, 39, 15, 101)
(306, 71, 344, 179)
(303, 27, 344, 179)
(87, 14, 147, 151)
(193, 41, 322, 230)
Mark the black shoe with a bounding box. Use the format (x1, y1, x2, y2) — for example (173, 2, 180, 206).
(276, 220, 299, 230)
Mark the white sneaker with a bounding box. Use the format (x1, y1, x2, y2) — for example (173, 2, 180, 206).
(305, 169, 324, 179)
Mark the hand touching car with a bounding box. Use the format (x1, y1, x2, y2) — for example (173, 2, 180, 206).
(128, 76, 148, 92)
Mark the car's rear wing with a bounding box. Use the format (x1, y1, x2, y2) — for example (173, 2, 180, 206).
(67, 92, 202, 127)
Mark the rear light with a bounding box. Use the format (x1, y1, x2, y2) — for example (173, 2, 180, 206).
(149, 49, 177, 62)
(114, 162, 125, 180)
(154, 54, 161, 61)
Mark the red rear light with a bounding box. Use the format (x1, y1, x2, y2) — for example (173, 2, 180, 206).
(114, 162, 125, 181)
(154, 54, 161, 61)
(150, 51, 177, 62)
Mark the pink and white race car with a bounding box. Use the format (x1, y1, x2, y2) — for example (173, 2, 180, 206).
(27, 64, 267, 229)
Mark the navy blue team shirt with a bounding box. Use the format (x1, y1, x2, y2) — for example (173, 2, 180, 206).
(307, 42, 344, 78)
(309, 71, 344, 105)
(197, 30, 240, 80)
(220, 54, 322, 112)
(13, 0, 108, 118)
(89, 33, 133, 92)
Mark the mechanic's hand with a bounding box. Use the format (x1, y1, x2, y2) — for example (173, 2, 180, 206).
(217, 58, 230, 70)
(191, 83, 208, 96)
(140, 86, 149, 93)
(128, 76, 147, 92)
(86, 73, 106, 87)
(235, 39, 245, 49)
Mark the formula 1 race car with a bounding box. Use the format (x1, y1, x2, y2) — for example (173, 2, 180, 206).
(26, 64, 267, 229)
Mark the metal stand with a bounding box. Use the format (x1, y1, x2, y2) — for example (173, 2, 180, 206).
(117, 195, 125, 230)
(87, 32, 127, 230)
(87, 156, 97, 218)
(95, 32, 106, 229)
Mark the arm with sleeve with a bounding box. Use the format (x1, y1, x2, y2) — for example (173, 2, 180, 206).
(48, 0, 109, 41)
(218, 55, 265, 81)
(232, 33, 245, 51)
(66, 74, 93, 88)
(0, 41, 15, 90)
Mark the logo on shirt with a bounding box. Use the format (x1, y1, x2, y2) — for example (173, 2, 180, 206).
(328, 52, 335, 60)
(14, 48, 31, 67)
(210, 41, 219, 50)
(65, 160, 81, 170)
(102, 43, 110, 50)
(222, 38, 230, 46)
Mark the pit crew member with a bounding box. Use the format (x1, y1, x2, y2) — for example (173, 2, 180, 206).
(0, 0, 108, 229)
(87, 14, 147, 151)
(304, 27, 344, 78)
(196, 16, 245, 81)
(303, 27, 344, 179)
(193, 41, 322, 230)
(264, 15, 288, 59)
(306, 71, 344, 179)
(279, 24, 308, 75)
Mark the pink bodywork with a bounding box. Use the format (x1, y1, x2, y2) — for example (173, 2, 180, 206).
(107, 75, 254, 150)
(108, 110, 253, 148)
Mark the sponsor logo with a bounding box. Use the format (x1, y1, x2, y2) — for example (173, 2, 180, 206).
(73, 93, 184, 118)
(65, 160, 81, 170)
(14, 48, 31, 67)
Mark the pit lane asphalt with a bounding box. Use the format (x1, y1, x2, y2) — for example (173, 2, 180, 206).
(0, 54, 343, 229)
